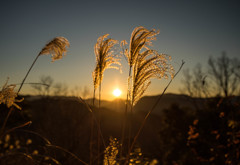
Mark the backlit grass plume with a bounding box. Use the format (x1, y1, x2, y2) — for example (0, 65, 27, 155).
(1, 36, 69, 137)
(18, 37, 70, 93)
(120, 26, 160, 108)
(120, 26, 174, 105)
(120, 26, 161, 157)
(122, 26, 159, 68)
(131, 51, 174, 105)
(39, 37, 70, 62)
(120, 26, 160, 106)
(0, 78, 23, 110)
(92, 34, 120, 103)
(92, 34, 120, 164)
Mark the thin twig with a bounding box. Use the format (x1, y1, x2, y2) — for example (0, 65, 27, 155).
(1, 54, 40, 135)
(46, 144, 88, 165)
(17, 54, 40, 94)
(97, 83, 101, 165)
(120, 66, 132, 157)
(0, 107, 14, 135)
(15, 82, 49, 87)
(90, 113, 94, 165)
(17, 129, 51, 145)
(78, 96, 109, 164)
(0, 121, 32, 139)
(0, 152, 35, 163)
(77, 97, 106, 148)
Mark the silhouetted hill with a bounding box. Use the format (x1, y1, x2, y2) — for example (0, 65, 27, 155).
(134, 93, 197, 115)
(24, 93, 205, 116)
(6, 94, 239, 164)
(85, 98, 126, 113)
(85, 93, 198, 115)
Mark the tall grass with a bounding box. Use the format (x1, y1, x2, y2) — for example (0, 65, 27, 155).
(0, 28, 182, 164)
(0, 37, 93, 164)
(124, 60, 184, 165)
(92, 34, 120, 164)
(92, 34, 120, 106)
(120, 27, 160, 155)
(119, 26, 175, 160)
(18, 37, 70, 94)
(1, 37, 70, 136)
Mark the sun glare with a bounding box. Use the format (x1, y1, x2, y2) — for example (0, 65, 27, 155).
(113, 88, 122, 97)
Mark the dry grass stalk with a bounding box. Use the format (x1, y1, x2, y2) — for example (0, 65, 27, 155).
(92, 34, 120, 164)
(47, 144, 88, 165)
(124, 61, 185, 165)
(18, 37, 70, 94)
(1, 37, 69, 140)
(120, 26, 167, 155)
(127, 27, 174, 157)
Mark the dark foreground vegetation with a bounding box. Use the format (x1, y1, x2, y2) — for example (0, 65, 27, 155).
(0, 94, 239, 164)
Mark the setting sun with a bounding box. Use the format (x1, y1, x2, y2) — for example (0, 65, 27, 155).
(113, 88, 122, 97)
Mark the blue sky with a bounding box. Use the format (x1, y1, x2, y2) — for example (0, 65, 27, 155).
(1, 0, 239, 100)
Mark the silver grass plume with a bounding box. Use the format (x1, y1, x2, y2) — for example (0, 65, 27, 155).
(17, 37, 70, 94)
(131, 50, 174, 106)
(120, 26, 160, 104)
(122, 26, 159, 68)
(120, 27, 164, 157)
(92, 34, 120, 91)
(39, 37, 70, 62)
(2, 37, 70, 142)
(0, 78, 24, 110)
(92, 34, 120, 164)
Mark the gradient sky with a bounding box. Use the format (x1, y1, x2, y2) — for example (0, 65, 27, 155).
(1, 0, 239, 100)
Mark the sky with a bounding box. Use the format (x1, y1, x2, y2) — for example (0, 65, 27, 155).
(0, 0, 240, 100)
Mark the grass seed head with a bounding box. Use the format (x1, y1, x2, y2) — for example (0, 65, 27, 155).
(0, 78, 24, 110)
(39, 37, 70, 62)
(128, 31, 174, 105)
(93, 34, 120, 90)
(126, 26, 159, 68)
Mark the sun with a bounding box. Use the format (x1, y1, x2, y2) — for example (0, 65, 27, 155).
(113, 88, 122, 97)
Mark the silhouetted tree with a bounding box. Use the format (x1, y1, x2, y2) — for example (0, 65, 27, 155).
(181, 52, 240, 97)
(181, 64, 209, 98)
(233, 62, 240, 79)
(53, 83, 68, 96)
(70, 85, 82, 97)
(31, 75, 53, 96)
(82, 86, 90, 99)
(31, 75, 70, 96)
(208, 52, 240, 97)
